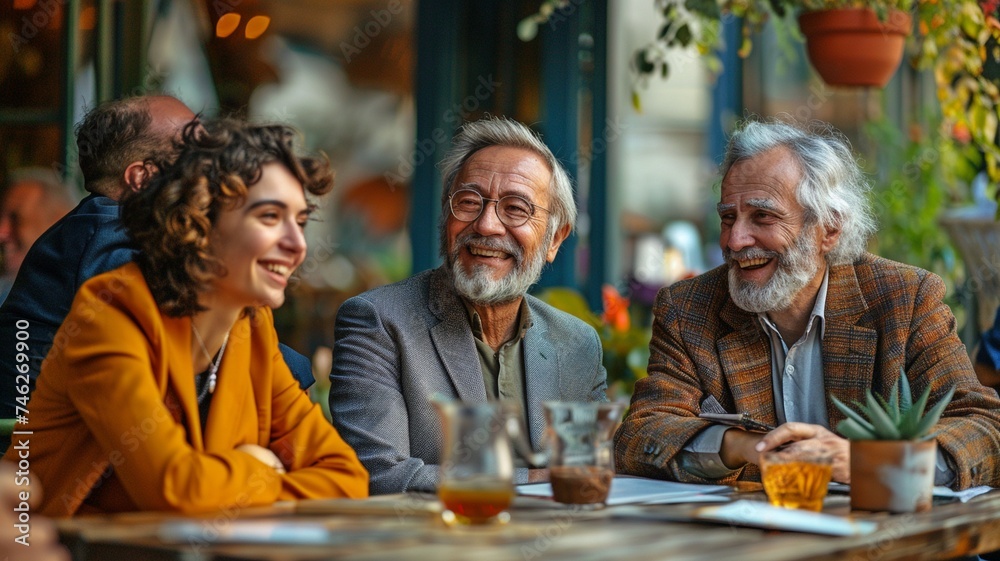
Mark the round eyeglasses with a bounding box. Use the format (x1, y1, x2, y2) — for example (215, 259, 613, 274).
(448, 189, 550, 228)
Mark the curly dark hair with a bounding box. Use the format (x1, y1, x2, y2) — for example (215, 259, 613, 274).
(121, 118, 333, 317)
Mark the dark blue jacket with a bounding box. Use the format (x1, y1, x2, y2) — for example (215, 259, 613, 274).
(0, 195, 314, 449)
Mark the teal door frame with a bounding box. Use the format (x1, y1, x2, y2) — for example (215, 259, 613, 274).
(411, 0, 609, 308)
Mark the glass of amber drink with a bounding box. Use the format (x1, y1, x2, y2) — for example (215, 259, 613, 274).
(433, 399, 519, 526)
(438, 476, 515, 526)
(761, 447, 834, 512)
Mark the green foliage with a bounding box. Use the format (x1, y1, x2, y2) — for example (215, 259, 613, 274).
(863, 112, 974, 297)
(625, 0, 1000, 212)
(629, 0, 915, 111)
(830, 368, 955, 440)
(536, 287, 651, 399)
(796, 0, 914, 16)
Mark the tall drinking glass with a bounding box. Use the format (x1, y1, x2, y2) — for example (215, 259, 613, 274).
(433, 399, 517, 525)
(543, 401, 625, 506)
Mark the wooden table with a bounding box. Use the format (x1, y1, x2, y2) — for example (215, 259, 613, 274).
(56, 489, 1000, 561)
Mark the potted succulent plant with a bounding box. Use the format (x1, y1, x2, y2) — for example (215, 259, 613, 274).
(830, 371, 956, 513)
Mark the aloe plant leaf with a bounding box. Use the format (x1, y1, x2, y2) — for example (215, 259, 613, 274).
(911, 385, 957, 439)
(873, 393, 899, 424)
(899, 368, 913, 412)
(865, 391, 901, 439)
(909, 384, 932, 424)
(837, 417, 878, 440)
(830, 395, 876, 433)
(898, 401, 923, 437)
(920, 429, 943, 442)
(851, 399, 873, 419)
(888, 379, 900, 423)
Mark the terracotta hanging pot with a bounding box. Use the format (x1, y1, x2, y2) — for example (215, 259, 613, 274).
(798, 8, 912, 88)
(850, 439, 936, 513)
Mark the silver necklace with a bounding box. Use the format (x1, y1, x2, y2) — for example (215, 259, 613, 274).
(192, 323, 230, 402)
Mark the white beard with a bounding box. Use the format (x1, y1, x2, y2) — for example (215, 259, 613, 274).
(448, 229, 552, 305)
(726, 233, 819, 313)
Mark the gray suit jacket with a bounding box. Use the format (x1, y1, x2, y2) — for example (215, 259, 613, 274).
(330, 266, 608, 494)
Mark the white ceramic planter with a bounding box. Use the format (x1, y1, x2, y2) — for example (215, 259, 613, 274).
(849, 439, 937, 513)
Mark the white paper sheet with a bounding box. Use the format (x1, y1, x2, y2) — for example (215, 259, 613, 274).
(159, 521, 331, 544)
(692, 500, 878, 536)
(517, 475, 730, 506)
(828, 483, 993, 503)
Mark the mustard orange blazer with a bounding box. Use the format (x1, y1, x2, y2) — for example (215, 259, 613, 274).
(4, 262, 368, 516)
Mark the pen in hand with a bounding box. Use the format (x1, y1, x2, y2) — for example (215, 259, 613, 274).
(698, 396, 775, 432)
(697, 412, 775, 433)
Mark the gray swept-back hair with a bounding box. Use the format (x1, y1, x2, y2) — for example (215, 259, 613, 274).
(721, 118, 877, 265)
(437, 117, 576, 253)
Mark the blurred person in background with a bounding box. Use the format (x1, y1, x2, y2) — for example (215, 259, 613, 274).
(0, 96, 197, 447)
(3, 119, 367, 516)
(0, 96, 315, 453)
(0, 168, 76, 303)
(974, 307, 1000, 391)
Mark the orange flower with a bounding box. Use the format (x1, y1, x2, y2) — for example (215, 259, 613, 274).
(601, 285, 631, 332)
(952, 121, 972, 144)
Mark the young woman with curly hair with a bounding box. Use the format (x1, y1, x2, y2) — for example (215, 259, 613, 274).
(6, 119, 368, 516)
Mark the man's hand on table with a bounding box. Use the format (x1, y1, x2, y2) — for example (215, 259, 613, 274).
(720, 422, 850, 483)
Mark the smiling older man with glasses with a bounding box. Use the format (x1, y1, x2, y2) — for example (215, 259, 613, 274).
(329, 117, 608, 495)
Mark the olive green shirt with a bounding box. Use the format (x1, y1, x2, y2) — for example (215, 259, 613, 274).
(462, 298, 532, 443)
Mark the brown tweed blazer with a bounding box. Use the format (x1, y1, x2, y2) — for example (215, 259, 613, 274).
(615, 253, 1000, 489)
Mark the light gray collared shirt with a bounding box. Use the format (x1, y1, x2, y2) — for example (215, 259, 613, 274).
(679, 270, 832, 476)
(680, 269, 954, 485)
(758, 270, 829, 428)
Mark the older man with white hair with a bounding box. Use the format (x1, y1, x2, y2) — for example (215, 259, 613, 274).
(330, 117, 608, 495)
(615, 118, 1000, 491)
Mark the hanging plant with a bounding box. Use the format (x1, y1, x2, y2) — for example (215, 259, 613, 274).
(627, 0, 1000, 211)
(515, 0, 1000, 211)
